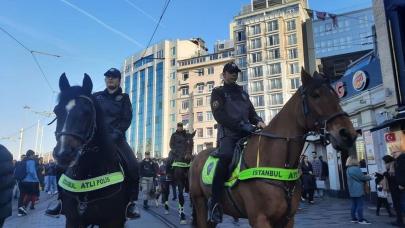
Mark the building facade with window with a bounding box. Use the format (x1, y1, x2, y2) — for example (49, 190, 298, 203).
(231, 0, 314, 123)
(122, 39, 207, 159)
(176, 41, 234, 153)
(312, 8, 374, 78)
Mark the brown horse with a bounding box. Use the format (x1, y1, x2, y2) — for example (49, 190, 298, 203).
(189, 69, 357, 228)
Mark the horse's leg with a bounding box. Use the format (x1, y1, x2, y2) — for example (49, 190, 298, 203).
(162, 180, 170, 214)
(248, 214, 272, 228)
(192, 195, 210, 228)
(177, 181, 187, 224)
(285, 218, 295, 228)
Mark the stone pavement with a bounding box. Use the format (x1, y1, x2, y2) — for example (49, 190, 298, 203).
(3, 192, 399, 227)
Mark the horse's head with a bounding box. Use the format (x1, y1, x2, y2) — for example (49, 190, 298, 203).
(299, 68, 357, 151)
(184, 130, 196, 161)
(53, 73, 96, 169)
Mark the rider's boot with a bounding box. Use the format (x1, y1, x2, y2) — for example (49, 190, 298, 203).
(45, 199, 62, 217)
(207, 198, 223, 223)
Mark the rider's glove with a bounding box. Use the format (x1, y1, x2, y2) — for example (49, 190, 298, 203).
(240, 122, 255, 134)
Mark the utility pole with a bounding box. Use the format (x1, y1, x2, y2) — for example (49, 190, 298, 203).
(39, 126, 44, 157)
(18, 128, 24, 159)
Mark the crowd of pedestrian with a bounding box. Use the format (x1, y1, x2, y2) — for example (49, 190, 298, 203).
(300, 152, 329, 204)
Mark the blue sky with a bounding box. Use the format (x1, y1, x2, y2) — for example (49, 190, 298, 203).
(0, 0, 371, 159)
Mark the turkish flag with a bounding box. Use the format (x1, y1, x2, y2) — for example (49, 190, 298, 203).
(385, 132, 396, 142)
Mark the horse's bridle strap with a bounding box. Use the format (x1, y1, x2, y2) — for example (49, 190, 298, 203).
(58, 171, 124, 193)
(238, 167, 300, 181)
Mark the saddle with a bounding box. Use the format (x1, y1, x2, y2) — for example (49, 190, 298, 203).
(202, 138, 248, 187)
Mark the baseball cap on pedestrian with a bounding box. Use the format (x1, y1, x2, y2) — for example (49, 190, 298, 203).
(223, 62, 241, 74)
(104, 68, 121, 79)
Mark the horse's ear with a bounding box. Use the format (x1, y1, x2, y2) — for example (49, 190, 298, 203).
(82, 73, 93, 95)
(301, 67, 312, 86)
(59, 73, 70, 92)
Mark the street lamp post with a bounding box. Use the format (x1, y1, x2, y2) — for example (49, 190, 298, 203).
(18, 128, 24, 159)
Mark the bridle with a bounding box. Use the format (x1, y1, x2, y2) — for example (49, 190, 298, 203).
(56, 95, 98, 153)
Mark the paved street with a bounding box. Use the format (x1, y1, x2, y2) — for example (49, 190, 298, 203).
(3, 191, 397, 228)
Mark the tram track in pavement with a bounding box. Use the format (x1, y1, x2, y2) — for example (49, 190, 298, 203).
(144, 206, 181, 228)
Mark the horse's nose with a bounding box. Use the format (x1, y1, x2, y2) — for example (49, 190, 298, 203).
(339, 128, 356, 146)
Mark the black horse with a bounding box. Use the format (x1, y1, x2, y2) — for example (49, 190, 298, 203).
(53, 73, 129, 228)
(162, 131, 195, 224)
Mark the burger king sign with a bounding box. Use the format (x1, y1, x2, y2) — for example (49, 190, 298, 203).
(352, 70, 368, 91)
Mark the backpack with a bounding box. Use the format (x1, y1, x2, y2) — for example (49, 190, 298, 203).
(14, 160, 27, 181)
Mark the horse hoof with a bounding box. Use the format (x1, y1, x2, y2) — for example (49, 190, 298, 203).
(164, 210, 169, 215)
(180, 220, 187, 225)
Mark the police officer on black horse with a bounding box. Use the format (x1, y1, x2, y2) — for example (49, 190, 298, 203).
(208, 62, 266, 223)
(46, 68, 141, 219)
(166, 122, 188, 178)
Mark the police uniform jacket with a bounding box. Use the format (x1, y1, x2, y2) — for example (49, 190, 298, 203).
(0, 145, 14, 220)
(210, 83, 262, 138)
(94, 88, 132, 141)
(139, 159, 158, 178)
(169, 130, 188, 156)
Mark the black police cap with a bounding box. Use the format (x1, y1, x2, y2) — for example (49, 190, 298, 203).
(223, 62, 241, 73)
(104, 68, 121, 79)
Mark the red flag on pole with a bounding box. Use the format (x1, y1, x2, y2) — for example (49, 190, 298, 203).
(316, 11, 327, 20)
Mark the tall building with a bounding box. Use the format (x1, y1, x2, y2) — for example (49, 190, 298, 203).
(312, 8, 374, 78)
(122, 39, 207, 159)
(230, 0, 314, 123)
(176, 40, 234, 153)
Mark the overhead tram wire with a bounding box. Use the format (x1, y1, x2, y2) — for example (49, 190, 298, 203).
(139, 0, 171, 61)
(0, 25, 60, 93)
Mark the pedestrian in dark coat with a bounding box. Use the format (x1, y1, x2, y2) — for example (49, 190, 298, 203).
(383, 155, 403, 226)
(301, 155, 316, 203)
(0, 144, 15, 227)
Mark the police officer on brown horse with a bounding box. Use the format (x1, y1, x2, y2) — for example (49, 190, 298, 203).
(208, 62, 266, 223)
(46, 68, 141, 219)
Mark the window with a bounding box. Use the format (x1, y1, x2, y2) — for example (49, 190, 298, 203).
(237, 57, 247, 68)
(270, 93, 283, 105)
(267, 20, 278, 32)
(206, 127, 213, 138)
(269, 78, 282, 89)
(197, 144, 204, 152)
(197, 128, 203, 138)
(170, 72, 176, 79)
(238, 70, 248, 82)
(171, 59, 176, 66)
(182, 72, 189, 80)
(236, 44, 246, 55)
(290, 77, 301, 89)
(270, 108, 282, 119)
(156, 50, 164, 59)
(268, 34, 279, 46)
(197, 84, 204, 93)
(171, 47, 176, 56)
(170, 100, 175, 107)
(289, 62, 299, 74)
(171, 86, 175, 94)
(197, 112, 203, 122)
(257, 110, 266, 122)
(182, 100, 189, 110)
(250, 24, 261, 35)
(196, 98, 203, 107)
(236, 30, 246, 42)
(250, 81, 264, 93)
(288, 48, 298, 59)
(269, 63, 281, 75)
(325, 23, 332, 32)
(206, 96, 211, 105)
(287, 20, 296, 31)
(250, 38, 262, 49)
(206, 111, 213, 121)
(197, 68, 204, 76)
(181, 86, 189, 95)
(207, 67, 214, 75)
(251, 52, 262, 63)
(252, 66, 263, 78)
(207, 82, 214, 92)
(170, 114, 175, 122)
(268, 48, 280, 60)
(251, 95, 265, 107)
(287, 34, 297, 45)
